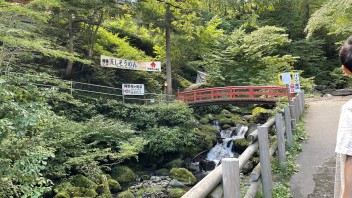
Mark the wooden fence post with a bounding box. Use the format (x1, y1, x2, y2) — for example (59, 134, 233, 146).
(290, 100, 297, 132)
(297, 93, 303, 116)
(275, 113, 286, 166)
(258, 126, 273, 198)
(284, 106, 293, 146)
(222, 158, 241, 198)
(301, 90, 305, 113)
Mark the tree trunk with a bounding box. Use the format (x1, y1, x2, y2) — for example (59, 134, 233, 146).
(301, 0, 310, 37)
(64, 11, 74, 79)
(88, 11, 104, 60)
(165, 5, 172, 101)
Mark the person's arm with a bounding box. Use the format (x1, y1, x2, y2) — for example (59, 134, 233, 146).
(344, 155, 352, 198)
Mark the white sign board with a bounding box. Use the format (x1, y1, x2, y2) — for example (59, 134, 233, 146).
(293, 73, 301, 93)
(122, 84, 145, 95)
(101, 55, 161, 72)
(278, 72, 292, 85)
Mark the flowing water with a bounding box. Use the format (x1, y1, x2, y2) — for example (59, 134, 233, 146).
(206, 121, 248, 165)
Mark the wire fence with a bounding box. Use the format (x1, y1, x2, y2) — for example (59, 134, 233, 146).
(0, 70, 176, 105)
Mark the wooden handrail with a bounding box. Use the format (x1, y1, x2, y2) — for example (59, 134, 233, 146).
(177, 86, 287, 105)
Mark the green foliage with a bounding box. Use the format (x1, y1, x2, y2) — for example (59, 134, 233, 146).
(273, 182, 292, 198)
(169, 168, 196, 185)
(204, 26, 297, 86)
(330, 67, 352, 89)
(306, 0, 352, 38)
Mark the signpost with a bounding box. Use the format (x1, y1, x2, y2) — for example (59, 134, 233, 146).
(122, 84, 145, 95)
(100, 55, 161, 72)
(278, 72, 301, 93)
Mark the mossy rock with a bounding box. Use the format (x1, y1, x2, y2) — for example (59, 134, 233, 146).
(53, 192, 70, 198)
(141, 174, 151, 181)
(169, 188, 187, 198)
(231, 115, 247, 125)
(63, 187, 88, 197)
(252, 107, 268, 116)
(199, 117, 210, 125)
(228, 106, 242, 114)
(70, 174, 97, 189)
(219, 117, 235, 126)
(193, 125, 218, 150)
(108, 179, 121, 193)
(144, 186, 163, 197)
(233, 138, 250, 153)
(118, 190, 135, 198)
(96, 182, 111, 194)
(155, 168, 169, 176)
(97, 174, 112, 184)
(169, 168, 196, 185)
(110, 165, 136, 185)
(222, 124, 231, 129)
(137, 187, 147, 197)
(166, 158, 184, 169)
(220, 109, 233, 118)
(53, 181, 73, 193)
(84, 189, 99, 197)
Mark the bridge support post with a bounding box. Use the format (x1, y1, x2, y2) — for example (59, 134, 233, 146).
(222, 158, 241, 198)
(258, 126, 273, 198)
(275, 113, 286, 166)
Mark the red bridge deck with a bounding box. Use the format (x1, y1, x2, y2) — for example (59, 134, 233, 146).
(177, 86, 288, 106)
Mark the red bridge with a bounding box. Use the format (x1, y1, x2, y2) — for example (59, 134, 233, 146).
(177, 86, 288, 106)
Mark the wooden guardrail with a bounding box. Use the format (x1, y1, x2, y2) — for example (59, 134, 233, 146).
(182, 91, 305, 198)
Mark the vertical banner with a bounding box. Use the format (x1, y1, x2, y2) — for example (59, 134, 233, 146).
(293, 73, 301, 93)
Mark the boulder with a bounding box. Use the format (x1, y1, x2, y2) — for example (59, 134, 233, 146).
(169, 179, 186, 188)
(110, 165, 136, 185)
(199, 160, 216, 172)
(331, 89, 352, 96)
(169, 168, 197, 185)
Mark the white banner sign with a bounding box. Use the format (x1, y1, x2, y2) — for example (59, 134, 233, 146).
(101, 55, 161, 72)
(293, 73, 301, 93)
(122, 84, 145, 95)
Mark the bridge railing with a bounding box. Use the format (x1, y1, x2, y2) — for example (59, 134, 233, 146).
(181, 91, 305, 198)
(177, 86, 288, 104)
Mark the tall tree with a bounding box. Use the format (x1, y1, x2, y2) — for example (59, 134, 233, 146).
(305, 0, 352, 39)
(0, 0, 88, 72)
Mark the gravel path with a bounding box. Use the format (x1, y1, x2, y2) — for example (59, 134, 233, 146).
(290, 95, 352, 198)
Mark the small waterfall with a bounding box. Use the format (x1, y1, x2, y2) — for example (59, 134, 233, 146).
(206, 122, 248, 165)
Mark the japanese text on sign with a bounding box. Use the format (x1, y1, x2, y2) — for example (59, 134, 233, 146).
(122, 84, 145, 95)
(101, 55, 161, 72)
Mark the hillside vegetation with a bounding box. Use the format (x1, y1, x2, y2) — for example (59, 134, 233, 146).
(1, 0, 352, 197)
